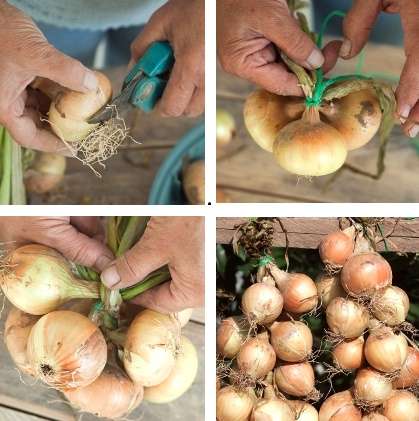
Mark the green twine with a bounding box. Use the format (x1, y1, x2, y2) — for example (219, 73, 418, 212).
(258, 255, 274, 267)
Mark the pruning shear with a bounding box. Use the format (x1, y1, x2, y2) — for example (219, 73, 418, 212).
(88, 41, 174, 123)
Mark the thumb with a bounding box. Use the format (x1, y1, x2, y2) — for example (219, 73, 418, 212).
(35, 44, 98, 93)
(340, 0, 381, 58)
(101, 236, 169, 290)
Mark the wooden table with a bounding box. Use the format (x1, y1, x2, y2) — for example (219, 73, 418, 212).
(217, 42, 419, 203)
(28, 67, 200, 205)
(0, 303, 204, 421)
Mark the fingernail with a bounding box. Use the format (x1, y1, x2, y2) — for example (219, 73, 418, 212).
(83, 71, 98, 91)
(101, 265, 121, 288)
(339, 38, 352, 58)
(400, 117, 407, 124)
(96, 255, 113, 272)
(409, 124, 419, 138)
(398, 104, 411, 120)
(306, 48, 324, 69)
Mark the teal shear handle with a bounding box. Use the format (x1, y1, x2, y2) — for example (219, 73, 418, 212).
(124, 41, 174, 113)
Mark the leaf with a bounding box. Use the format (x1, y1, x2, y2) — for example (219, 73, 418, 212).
(216, 244, 228, 276)
(281, 53, 314, 97)
(322, 79, 374, 102)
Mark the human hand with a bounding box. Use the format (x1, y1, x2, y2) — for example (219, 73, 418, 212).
(339, 0, 419, 138)
(0, 1, 98, 152)
(217, 0, 326, 96)
(129, 0, 204, 117)
(101, 217, 204, 313)
(0, 217, 113, 271)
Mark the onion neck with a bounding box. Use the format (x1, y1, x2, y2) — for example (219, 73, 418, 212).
(267, 263, 289, 291)
(302, 106, 321, 124)
(68, 277, 100, 299)
(263, 385, 276, 400)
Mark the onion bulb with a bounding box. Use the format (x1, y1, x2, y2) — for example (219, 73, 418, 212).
(244, 90, 303, 152)
(271, 268, 318, 314)
(183, 160, 205, 205)
(274, 362, 315, 397)
(237, 333, 276, 379)
(217, 317, 248, 358)
(340, 253, 392, 296)
(0, 244, 100, 315)
(144, 336, 198, 403)
(319, 227, 355, 267)
(288, 400, 319, 421)
(123, 309, 180, 387)
(25, 153, 66, 194)
(316, 272, 345, 308)
(370, 286, 409, 326)
(319, 390, 361, 421)
(217, 108, 236, 147)
(64, 363, 143, 418)
(217, 386, 255, 421)
(4, 307, 39, 375)
(269, 320, 313, 362)
(251, 397, 294, 421)
(241, 282, 283, 324)
(48, 71, 112, 142)
(332, 336, 365, 371)
(393, 346, 419, 389)
(353, 368, 392, 406)
(273, 108, 347, 177)
(361, 414, 389, 421)
(364, 327, 408, 373)
(382, 390, 419, 421)
(326, 297, 369, 339)
(27, 310, 107, 389)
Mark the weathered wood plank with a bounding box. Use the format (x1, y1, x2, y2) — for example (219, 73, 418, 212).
(0, 405, 48, 421)
(216, 218, 419, 252)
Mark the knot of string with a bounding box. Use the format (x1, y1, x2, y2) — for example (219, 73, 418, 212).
(258, 255, 274, 267)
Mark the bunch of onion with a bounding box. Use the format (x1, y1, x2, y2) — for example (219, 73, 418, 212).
(315, 272, 345, 308)
(217, 316, 249, 358)
(216, 385, 256, 421)
(332, 335, 366, 371)
(268, 264, 318, 314)
(319, 226, 355, 270)
(318, 390, 361, 421)
(274, 361, 317, 398)
(382, 390, 419, 421)
(0, 244, 100, 315)
(251, 385, 294, 421)
(353, 368, 393, 407)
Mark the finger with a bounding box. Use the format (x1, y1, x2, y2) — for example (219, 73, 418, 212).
(45, 225, 114, 271)
(155, 61, 196, 117)
(183, 86, 204, 117)
(395, 55, 419, 122)
(322, 40, 342, 74)
(34, 45, 98, 93)
(263, 11, 324, 69)
(402, 102, 419, 138)
(340, 0, 381, 58)
(399, 1, 419, 58)
(101, 233, 169, 289)
(70, 217, 102, 237)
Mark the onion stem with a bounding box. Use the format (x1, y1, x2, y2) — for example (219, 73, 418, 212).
(0, 127, 12, 204)
(11, 140, 26, 205)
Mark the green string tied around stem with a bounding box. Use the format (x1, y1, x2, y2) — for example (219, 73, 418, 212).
(258, 255, 274, 267)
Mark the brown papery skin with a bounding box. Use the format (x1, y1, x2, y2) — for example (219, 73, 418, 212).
(316, 273, 345, 309)
(392, 346, 419, 388)
(251, 398, 294, 421)
(353, 368, 392, 406)
(340, 253, 392, 296)
(216, 386, 255, 421)
(217, 317, 248, 358)
(319, 390, 361, 421)
(274, 362, 315, 397)
(287, 400, 319, 421)
(382, 390, 419, 421)
(333, 336, 365, 371)
(319, 229, 355, 266)
(183, 160, 205, 205)
(64, 364, 143, 418)
(370, 286, 409, 326)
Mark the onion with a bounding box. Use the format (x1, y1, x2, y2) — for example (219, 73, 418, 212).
(25, 153, 66, 194)
(361, 414, 389, 421)
(288, 400, 319, 421)
(4, 306, 39, 375)
(251, 397, 294, 421)
(144, 335, 198, 403)
(316, 273, 345, 308)
(370, 286, 409, 326)
(0, 244, 100, 315)
(183, 160, 205, 205)
(217, 317, 249, 358)
(382, 390, 419, 421)
(48, 71, 112, 142)
(271, 268, 318, 314)
(27, 310, 107, 389)
(269, 320, 313, 362)
(353, 368, 392, 406)
(244, 90, 303, 152)
(217, 386, 255, 421)
(319, 227, 355, 267)
(237, 333, 276, 379)
(64, 363, 143, 418)
(393, 346, 419, 388)
(364, 327, 408, 373)
(340, 253, 392, 296)
(123, 309, 180, 387)
(274, 362, 315, 397)
(321, 89, 381, 151)
(217, 108, 236, 147)
(319, 390, 361, 421)
(326, 297, 369, 339)
(273, 107, 347, 177)
(332, 336, 365, 371)
(241, 282, 283, 324)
